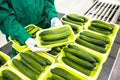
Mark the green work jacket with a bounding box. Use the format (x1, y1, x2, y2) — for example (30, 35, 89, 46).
(0, 0, 57, 44)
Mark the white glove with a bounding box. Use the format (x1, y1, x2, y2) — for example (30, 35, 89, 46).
(25, 38, 51, 52)
(51, 17, 62, 27)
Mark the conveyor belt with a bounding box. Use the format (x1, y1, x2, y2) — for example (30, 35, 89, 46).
(84, 0, 120, 23)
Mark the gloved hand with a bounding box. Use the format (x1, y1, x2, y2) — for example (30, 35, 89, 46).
(51, 17, 62, 27)
(25, 38, 51, 52)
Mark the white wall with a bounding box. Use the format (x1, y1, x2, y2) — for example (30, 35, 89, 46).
(55, 0, 95, 14)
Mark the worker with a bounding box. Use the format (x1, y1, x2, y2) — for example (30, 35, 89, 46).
(0, 0, 62, 57)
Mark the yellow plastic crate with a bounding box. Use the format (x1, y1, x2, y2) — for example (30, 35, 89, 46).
(36, 25, 75, 48)
(84, 19, 119, 38)
(0, 67, 29, 80)
(8, 51, 55, 80)
(39, 63, 88, 80)
(58, 44, 104, 80)
(75, 29, 117, 62)
(8, 24, 42, 52)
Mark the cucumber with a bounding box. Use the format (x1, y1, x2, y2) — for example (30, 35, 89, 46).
(62, 17, 83, 26)
(0, 77, 6, 80)
(51, 74, 65, 80)
(63, 47, 96, 63)
(76, 37, 106, 53)
(20, 53, 44, 72)
(53, 47, 61, 52)
(42, 38, 68, 45)
(39, 26, 69, 36)
(67, 13, 87, 22)
(65, 52, 95, 69)
(68, 44, 82, 50)
(45, 59, 51, 65)
(80, 34, 106, 48)
(80, 31, 110, 44)
(89, 26, 112, 35)
(48, 49, 59, 55)
(20, 58, 41, 74)
(12, 59, 38, 80)
(62, 20, 80, 31)
(91, 20, 114, 31)
(0, 55, 6, 66)
(47, 77, 53, 80)
(2, 70, 22, 80)
(48, 46, 62, 55)
(41, 30, 71, 41)
(23, 51, 47, 66)
(68, 44, 100, 62)
(62, 57, 91, 76)
(25, 26, 35, 32)
(51, 67, 80, 80)
(29, 27, 39, 34)
(26, 51, 51, 65)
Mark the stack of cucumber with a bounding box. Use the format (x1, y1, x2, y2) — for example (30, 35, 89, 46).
(47, 67, 80, 80)
(76, 31, 110, 53)
(0, 69, 22, 80)
(62, 44, 98, 76)
(12, 51, 51, 80)
(39, 26, 71, 46)
(0, 55, 7, 67)
(61, 13, 88, 34)
(88, 20, 115, 35)
(48, 46, 63, 55)
(25, 24, 41, 38)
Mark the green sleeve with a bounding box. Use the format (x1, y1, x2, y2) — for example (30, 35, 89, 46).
(44, 0, 58, 22)
(0, 0, 32, 44)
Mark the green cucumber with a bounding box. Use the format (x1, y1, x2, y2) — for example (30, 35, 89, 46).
(63, 47, 96, 63)
(23, 51, 47, 66)
(51, 67, 80, 80)
(76, 37, 106, 53)
(68, 44, 82, 50)
(62, 57, 91, 76)
(25, 26, 35, 32)
(62, 17, 83, 26)
(68, 44, 100, 62)
(29, 27, 39, 34)
(48, 49, 59, 55)
(42, 38, 68, 45)
(41, 30, 71, 41)
(12, 59, 38, 80)
(51, 74, 65, 80)
(0, 77, 6, 80)
(89, 26, 112, 35)
(53, 47, 61, 52)
(62, 20, 80, 31)
(65, 52, 95, 69)
(2, 70, 22, 80)
(80, 31, 110, 44)
(67, 13, 88, 22)
(20, 58, 41, 74)
(47, 77, 53, 80)
(39, 26, 69, 36)
(0, 55, 6, 66)
(91, 20, 114, 31)
(80, 34, 106, 48)
(20, 53, 44, 72)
